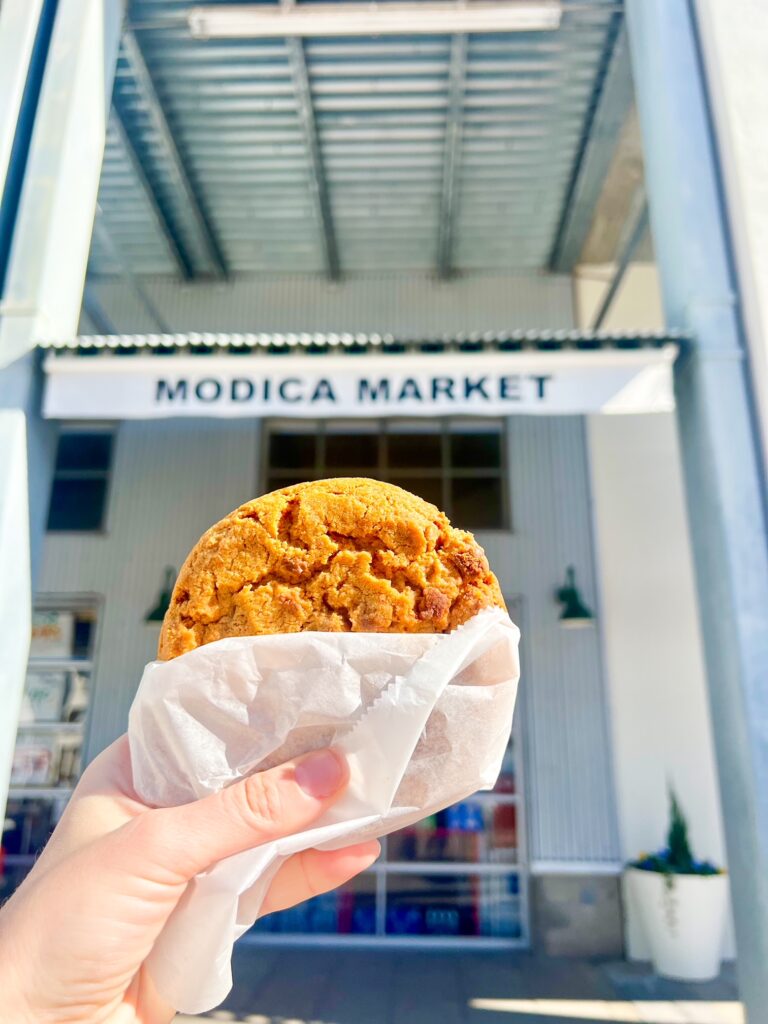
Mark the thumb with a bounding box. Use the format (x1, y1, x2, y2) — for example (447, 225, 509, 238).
(118, 748, 349, 884)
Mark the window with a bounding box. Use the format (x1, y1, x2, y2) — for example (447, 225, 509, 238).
(47, 429, 113, 532)
(265, 419, 508, 530)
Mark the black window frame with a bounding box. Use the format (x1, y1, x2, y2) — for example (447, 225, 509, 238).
(263, 417, 510, 532)
(46, 426, 115, 534)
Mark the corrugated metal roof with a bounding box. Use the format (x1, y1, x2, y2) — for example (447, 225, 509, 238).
(91, 0, 626, 278)
(41, 326, 682, 355)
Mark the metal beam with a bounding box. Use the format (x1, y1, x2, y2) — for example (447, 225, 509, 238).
(285, 34, 340, 279)
(626, 1, 768, 1018)
(550, 22, 634, 271)
(437, 34, 467, 279)
(82, 281, 117, 335)
(120, 30, 229, 280)
(92, 213, 170, 333)
(111, 110, 194, 281)
(590, 185, 647, 329)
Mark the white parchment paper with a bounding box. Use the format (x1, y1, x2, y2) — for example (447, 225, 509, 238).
(128, 607, 520, 1013)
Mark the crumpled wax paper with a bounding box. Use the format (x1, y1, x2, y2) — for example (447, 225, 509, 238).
(127, 607, 520, 1013)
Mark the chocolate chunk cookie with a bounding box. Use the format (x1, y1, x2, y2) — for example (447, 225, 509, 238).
(158, 478, 505, 660)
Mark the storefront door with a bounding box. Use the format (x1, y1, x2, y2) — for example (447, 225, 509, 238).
(252, 598, 527, 946)
(252, 417, 528, 946)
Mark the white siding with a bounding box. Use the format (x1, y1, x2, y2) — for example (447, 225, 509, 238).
(39, 419, 260, 756)
(588, 412, 735, 955)
(82, 273, 574, 336)
(479, 417, 619, 865)
(39, 412, 619, 863)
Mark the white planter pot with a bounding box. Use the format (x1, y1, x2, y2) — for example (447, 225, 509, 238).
(624, 867, 728, 981)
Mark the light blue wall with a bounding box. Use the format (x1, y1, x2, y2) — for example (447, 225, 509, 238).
(39, 418, 261, 759)
(0, 351, 56, 582)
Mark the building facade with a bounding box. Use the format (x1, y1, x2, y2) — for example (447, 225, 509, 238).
(7, 270, 721, 955)
(2, 0, 768, 1016)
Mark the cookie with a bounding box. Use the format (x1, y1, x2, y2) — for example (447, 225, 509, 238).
(158, 478, 505, 660)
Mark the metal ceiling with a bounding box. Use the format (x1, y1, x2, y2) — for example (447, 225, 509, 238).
(89, 0, 627, 280)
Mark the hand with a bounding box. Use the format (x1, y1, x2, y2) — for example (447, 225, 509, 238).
(0, 737, 379, 1024)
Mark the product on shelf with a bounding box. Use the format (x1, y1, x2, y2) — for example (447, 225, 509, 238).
(11, 741, 56, 787)
(20, 673, 67, 722)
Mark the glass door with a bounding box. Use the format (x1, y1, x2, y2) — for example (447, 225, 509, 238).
(377, 722, 526, 944)
(252, 597, 528, 946)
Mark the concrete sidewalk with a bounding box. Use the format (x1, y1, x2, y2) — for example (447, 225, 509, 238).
(176, 947, 742, 1024)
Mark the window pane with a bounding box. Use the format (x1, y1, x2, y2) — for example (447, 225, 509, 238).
(72, 612, 97, 660)
(449, 432, 501, 469)
(2, 799, 56, 857)
(450, 477, 503, 530)
(386, 798, 519, 865)
(387, 432, 441, 469)
(268, 432, 316, 470)
(265, 475, 310, 494)
(252, 874, 377, 935)
(55, 432, 112, 472)
(388, 475, 443, 508)
(47, 479, 107, 531)
(325, 433, 378, 469)
(385, 873, 521, 938)
(494, 736, 518, 795)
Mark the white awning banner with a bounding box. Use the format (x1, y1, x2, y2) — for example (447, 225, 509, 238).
(42, 346, 677, 419)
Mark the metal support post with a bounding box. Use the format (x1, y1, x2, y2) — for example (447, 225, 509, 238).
(626, 1, 768, 1016)
(591, 186, 648, 330)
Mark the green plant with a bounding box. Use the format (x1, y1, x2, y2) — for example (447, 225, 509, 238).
(666, 790, 695, 873)
(629, 788, 722, 879)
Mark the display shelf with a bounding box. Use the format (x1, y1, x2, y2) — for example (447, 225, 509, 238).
(7, 786, 74, 800)
(3, 604, 96, 899)
(373, 861, 523, 876)
(25, 660, 93, 673)
(241, 932, 527, 950)
(475, 792, 519, 804)
(15, 721, 84, 734)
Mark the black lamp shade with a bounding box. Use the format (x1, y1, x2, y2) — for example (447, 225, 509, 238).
(145, 566, 176, 623)
(556, 566, 594, 628)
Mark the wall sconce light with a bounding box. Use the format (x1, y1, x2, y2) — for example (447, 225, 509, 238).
(556, 566, 594, 629)
(145, 566, 176, 623)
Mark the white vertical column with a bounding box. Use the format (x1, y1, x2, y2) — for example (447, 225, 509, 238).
(0, 0, 124, 367)
(0, 0, 46, 198)
(0, 412, 31, 818)
(695, 0, 768, 479)
(0, 0, 124, 821)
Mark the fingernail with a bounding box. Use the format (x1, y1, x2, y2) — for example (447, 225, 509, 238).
(295, 749, 346, 799)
